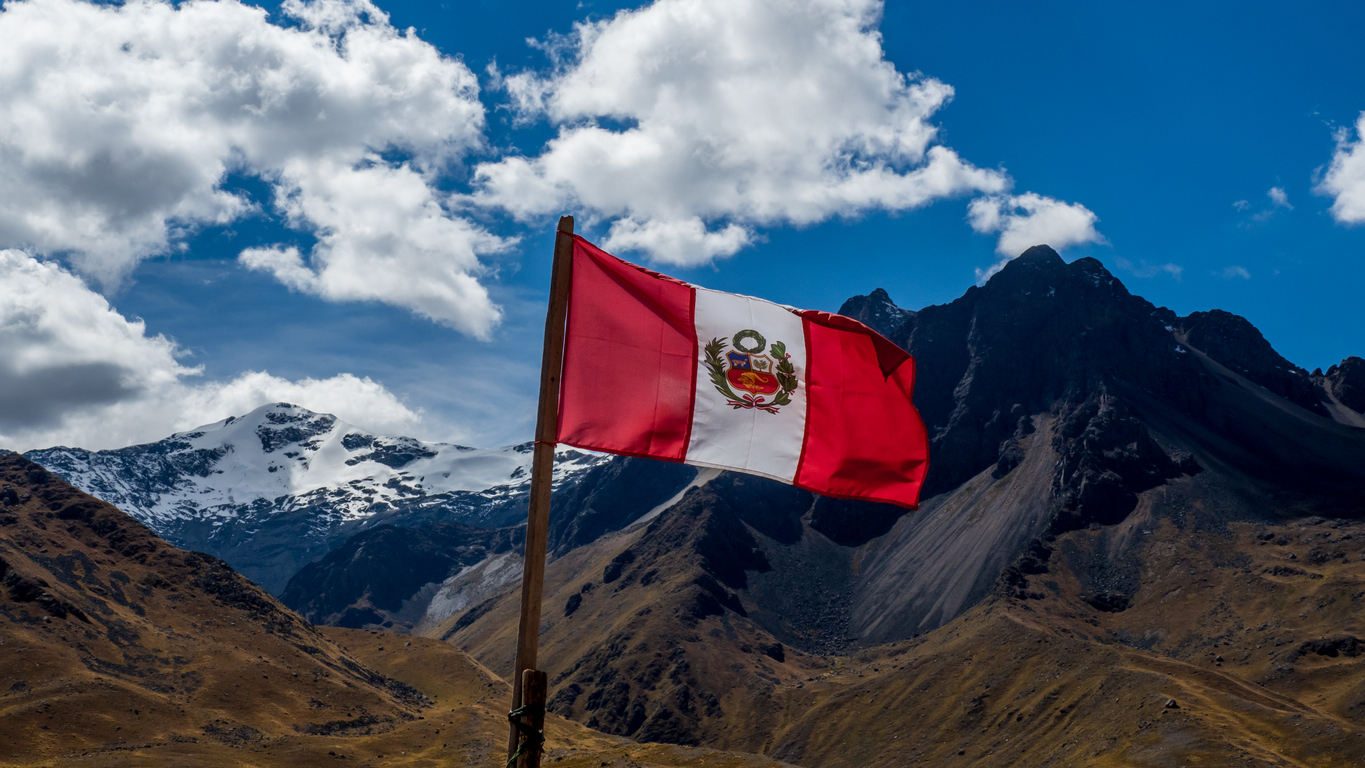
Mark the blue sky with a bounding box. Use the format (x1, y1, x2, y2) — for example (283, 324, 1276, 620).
(1, 0, 1363, 451)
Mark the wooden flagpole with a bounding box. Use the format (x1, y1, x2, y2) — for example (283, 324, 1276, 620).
(507, 215, 575, 767)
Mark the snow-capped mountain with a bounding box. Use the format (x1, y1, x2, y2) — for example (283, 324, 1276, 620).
(25, 403, 608, 594)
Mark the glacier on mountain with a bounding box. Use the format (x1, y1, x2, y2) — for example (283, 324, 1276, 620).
(26, 402, 607, 593)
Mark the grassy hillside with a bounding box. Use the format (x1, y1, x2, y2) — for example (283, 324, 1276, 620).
(0, 453, 786, 768)
(435, 466, 1365, 766)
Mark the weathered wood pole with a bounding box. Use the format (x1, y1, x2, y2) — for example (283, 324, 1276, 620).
(506, 215, 574, 764)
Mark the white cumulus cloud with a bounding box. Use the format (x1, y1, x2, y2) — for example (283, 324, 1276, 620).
(0, 0, 506, 336)
(602, 217, 754, 264)
(1318, 112, 1365, 225)
(240, 157, 510, 334)
(967, 192, 1104, 281)
(0, 250, 420, 452)
(472, 0, 1009, 266)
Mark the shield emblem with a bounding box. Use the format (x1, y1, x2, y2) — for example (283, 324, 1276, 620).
(725, 353, 780, 395)
(703, 328, 798, 413)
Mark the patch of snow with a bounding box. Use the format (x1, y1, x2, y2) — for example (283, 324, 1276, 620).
(26, 402, 609, 534)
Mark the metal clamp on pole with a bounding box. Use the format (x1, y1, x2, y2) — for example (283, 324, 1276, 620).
(507, 669, 548, 768)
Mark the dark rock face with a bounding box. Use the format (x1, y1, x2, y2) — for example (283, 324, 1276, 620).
(807, 496, 906, 547)
(836, 287, 915, 338)
(285, 454, 696, 630)
(257, 410, 336, 453)
(343, 438, 438, 469)
(1178, 309, 1328, 416)
(877, 245, 1363, 530)
(678, 478, 778, 593)
(891, 246, 1207, 498)
(1325, 357, 1365, 413)
(1, 556, 90, 622)
(1051, 394, 1184, 531)
(279, 522, 521, 625)
(564, 592, 583, 616)
(593, 478, 775, 612)
(548, 457, 697, 556)
(705, 472, 810, 548)
(991, 437, 1027, 479)
(603, 549, 636, 583)
(1295, 636, 1362, 659)
(1081, 591, 1131, 613)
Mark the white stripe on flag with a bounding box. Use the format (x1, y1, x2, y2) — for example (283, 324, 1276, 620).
(686, 288, 808, 483)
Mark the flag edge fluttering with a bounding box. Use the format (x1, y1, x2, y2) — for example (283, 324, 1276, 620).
(555, 234, 928, 511)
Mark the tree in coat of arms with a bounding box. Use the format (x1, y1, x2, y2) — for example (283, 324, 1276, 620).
(703, 329, 798, 413)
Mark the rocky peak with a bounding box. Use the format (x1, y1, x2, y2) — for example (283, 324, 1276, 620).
(1011, 243, 1066, 267)
(1177, 310, 1327, 416)
(251, 402, 338, 453)
(983, 248, 1125, 305)
(1324, 356, 1365, 414)
(893, 248, 1199, 494)
(836, 287, 915, 338)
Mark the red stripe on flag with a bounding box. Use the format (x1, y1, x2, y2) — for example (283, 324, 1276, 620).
(557, 237, 696, 461)
(794, 311, 929, 509)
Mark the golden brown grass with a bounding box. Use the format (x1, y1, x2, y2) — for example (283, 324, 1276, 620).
(437, 481, 1365, 767)
(0, 455, 786, 768)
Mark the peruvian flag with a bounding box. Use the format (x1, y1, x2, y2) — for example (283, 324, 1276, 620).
(556, 236, 929, 509)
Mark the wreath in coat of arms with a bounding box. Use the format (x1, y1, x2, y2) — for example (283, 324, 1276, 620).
(703, 329, 798, 413)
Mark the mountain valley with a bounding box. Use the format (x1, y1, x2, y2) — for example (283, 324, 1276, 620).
(11, 245, 1365, 767)
(427, 248, 1365, 764)
(0, 453, 786, 768)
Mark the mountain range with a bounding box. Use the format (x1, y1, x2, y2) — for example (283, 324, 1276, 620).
(16, 244, 1365, 766)
(26, 405, 610, 594)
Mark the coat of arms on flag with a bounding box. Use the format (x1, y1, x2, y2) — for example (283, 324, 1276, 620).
(703, 329, 799, 413)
